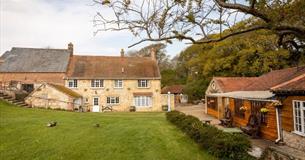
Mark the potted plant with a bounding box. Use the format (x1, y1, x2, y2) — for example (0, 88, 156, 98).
(130, 106, 136, 112)
(162, 105, 168, 111)
(239, 106, 247, 112)
(260, 107, 269, 113)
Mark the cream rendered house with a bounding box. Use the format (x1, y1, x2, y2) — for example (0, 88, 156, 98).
(65, 50, 162, 112)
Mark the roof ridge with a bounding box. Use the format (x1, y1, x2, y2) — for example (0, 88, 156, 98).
(12, 47, 68, 51)
(271, 73, 305, 90)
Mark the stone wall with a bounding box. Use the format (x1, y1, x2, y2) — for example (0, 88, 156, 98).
(66, 79, 162, 112)
(161, 94, 175, 110)
(25, 84, 74, 110)
(283, 131, 305, 152)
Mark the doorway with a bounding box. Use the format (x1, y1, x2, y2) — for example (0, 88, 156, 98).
(92, 97, 100, 112)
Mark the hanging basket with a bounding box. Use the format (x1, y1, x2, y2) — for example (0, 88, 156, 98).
(260, 107, 269, 113)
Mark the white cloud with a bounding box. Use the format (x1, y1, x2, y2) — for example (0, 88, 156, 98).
(0, 0, 186, 57)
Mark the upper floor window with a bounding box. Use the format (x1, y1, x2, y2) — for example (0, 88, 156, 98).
(68, 79, 77, 88)
(114, 80, 123, 88)
(138, 80, 149, 88)
(91, 79, 104, 88)
(107, 97, 119, 105)
(293, 100, 305, 136)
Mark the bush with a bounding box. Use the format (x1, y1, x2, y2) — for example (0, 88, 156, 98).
(166, 111, 253, 160)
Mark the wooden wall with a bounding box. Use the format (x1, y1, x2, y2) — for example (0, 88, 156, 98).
(281, 96, 305, 132)
(229, 98, 278, 140)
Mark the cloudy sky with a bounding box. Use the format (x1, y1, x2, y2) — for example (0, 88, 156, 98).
(0, 0, 188, 57)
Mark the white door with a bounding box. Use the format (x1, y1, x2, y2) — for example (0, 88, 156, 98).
(92, 97, 100, 112)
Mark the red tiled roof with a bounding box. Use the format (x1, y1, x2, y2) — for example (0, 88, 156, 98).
(245, 66, 305, 91)
(213, 77, 258, 92)
(67, 55, 160, 79)
(48, 83, 82, 98)
(161, 85, 184, 94)
(271, 74, 305, 92)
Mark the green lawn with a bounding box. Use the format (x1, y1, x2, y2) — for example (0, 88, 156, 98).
(0, 100, 215, 160)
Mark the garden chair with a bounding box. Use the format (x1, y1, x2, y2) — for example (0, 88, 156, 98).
(240, 114, 260, 138)
(220, 107, 232, 127)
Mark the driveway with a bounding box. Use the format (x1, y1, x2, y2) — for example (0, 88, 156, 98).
(175, 103, 220, 125)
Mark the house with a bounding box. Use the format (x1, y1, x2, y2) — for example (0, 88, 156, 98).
(25, 83, 82, 110)
(64, 50, 163, 112)
(205, 66, 305, 147)
(161, 85, 188, 104)
(0, 43, 170, 112)
(0, 43, 73, 93)
(271, 74, 305, 152)
(205, 77, 257, 119)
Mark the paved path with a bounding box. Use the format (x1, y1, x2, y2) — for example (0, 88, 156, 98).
(176, 104, 220, 125)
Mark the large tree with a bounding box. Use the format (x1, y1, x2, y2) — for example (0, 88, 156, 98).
(93, 0, 305, 55)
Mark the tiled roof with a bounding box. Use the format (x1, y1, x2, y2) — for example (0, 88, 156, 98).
(245, 66, 305, 91)
(66, 55, 160, 79)
(213, 77, 258, 92)
(48, 83, 82, 98)
(271, 74, 305, 92)
(161, 85, 184, 94)
(0, 47, 71, 72)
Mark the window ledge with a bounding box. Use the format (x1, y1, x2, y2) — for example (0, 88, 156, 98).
(292, 131, 305, 137)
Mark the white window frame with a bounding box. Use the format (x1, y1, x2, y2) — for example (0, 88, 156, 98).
(138, 80, 149, 88)
(114, 80, 123, 88)
(68, 79, 77, 88)
(91, 79, 104, 88)
(107, 97, 120, 105)
(93, 97, 99, 106)
(134, 96, 152, 107)
(292, 100, 305, 136)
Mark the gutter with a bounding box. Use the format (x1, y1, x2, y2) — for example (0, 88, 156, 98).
(275, 106, 283, 143)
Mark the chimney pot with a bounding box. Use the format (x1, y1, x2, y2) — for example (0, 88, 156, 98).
(120, 49, 125, 57)
(150, 48, 156, 61)
(68, 42, 73, 55)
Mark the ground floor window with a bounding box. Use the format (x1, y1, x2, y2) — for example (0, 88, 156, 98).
(207, 97, 217, 110)
(293, 100, 305, 136)
(107, 97, 119, 105)
(134, 96, 152, 107)
(234, 99, 245, 118)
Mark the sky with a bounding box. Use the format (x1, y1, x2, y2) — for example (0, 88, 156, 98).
(0, 0, 189, 57)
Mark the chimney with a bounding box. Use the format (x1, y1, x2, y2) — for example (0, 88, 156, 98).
(150, 48, 156, 61)
(68, 42, 73, 55)
(120, 48, 124, 57)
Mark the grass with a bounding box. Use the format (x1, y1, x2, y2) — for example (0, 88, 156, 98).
(0, 100, 216, 160)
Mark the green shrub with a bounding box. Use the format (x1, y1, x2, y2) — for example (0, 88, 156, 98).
(166, 111, 253, 160)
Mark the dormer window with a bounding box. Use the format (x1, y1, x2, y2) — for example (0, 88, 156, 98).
(68, 79, 77, 88)
(91, 79, 104, 88)
(138, 80, 149, 88)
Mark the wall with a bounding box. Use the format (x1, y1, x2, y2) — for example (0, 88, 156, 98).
(25, 84, 74, 110)
(66, 79, 162, 112)
(161, 94, 175, 110)
(0, 72, 66, 86)
(280, 96, 305, 152)
(229, 98, 278, 141)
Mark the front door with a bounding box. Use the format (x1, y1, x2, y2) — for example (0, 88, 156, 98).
(92, 97, 100, 112)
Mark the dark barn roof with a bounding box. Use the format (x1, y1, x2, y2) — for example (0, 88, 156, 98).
(0, 47, 71, 72)
(67, 55, 160, 79)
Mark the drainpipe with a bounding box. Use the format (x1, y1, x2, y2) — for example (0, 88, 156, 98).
(275, 106, 283, 143)
(167, 91, 171, 112)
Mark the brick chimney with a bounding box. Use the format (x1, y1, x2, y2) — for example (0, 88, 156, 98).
(150, 48, 156, 61)
(120, 48, 124, 57)
(68, 42, 73, 55)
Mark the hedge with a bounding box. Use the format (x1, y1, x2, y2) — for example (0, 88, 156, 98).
(166, 111, 253, 160)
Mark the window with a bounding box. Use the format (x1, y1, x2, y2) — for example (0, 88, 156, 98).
(234, 99, 245, 118)
(91, 79, 104, 88)
(251, 101, 267, 125)
(93, 97, 99, 106)
(293, 101, 305, 136)
(207, 97, 217, 110)
(68, 79, 77, 88)
(134, 96, 152, 107)
(138, 80, 149, 88)
(107, 97, 119, 105)
(114, 80, 123, 88)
